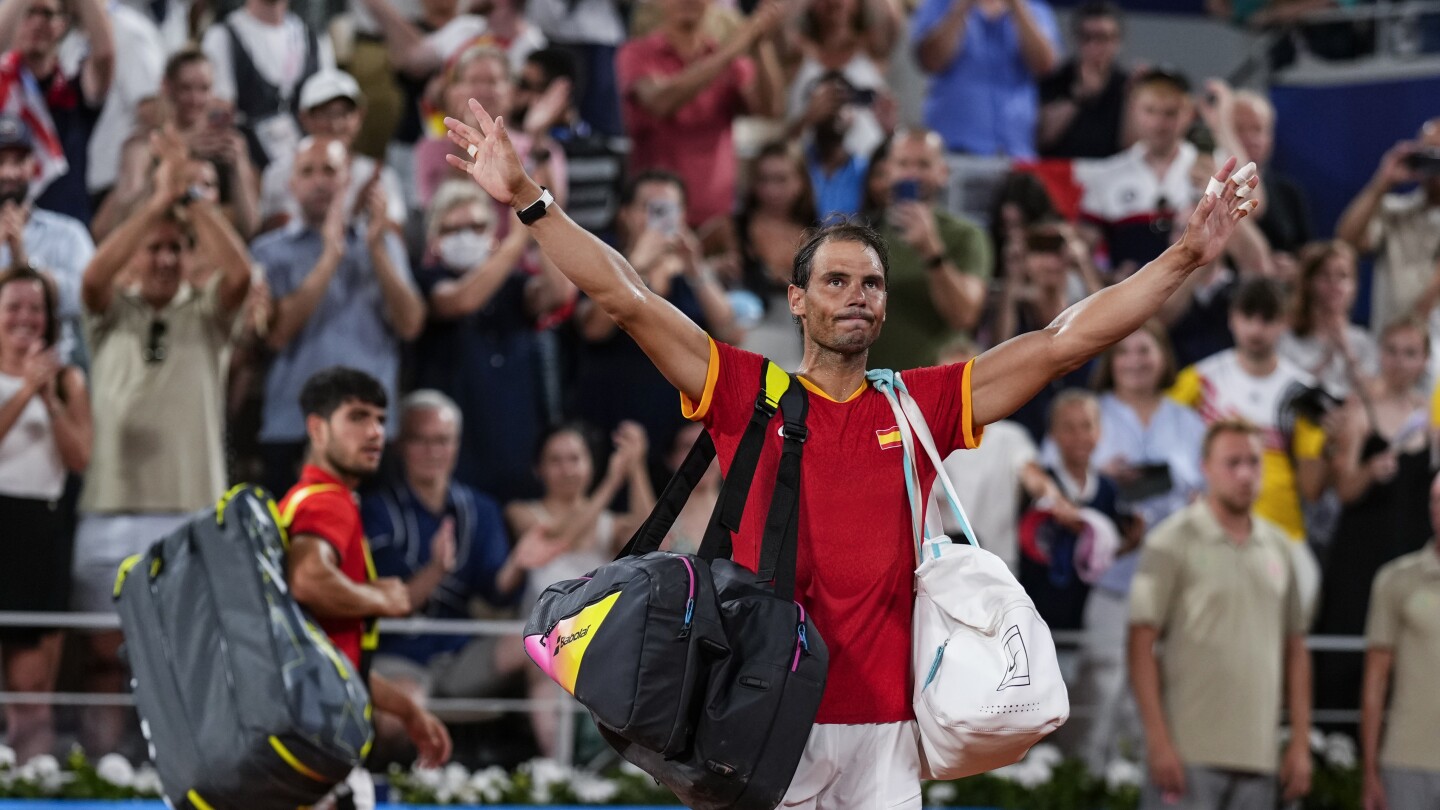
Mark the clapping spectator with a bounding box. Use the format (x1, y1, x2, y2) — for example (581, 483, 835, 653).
(505, 420, 655, 757)
(0, 114, 94, 366)
(863, 128, 990, 371)
(1279, 240, 1377, 398)
(412, 181, 572, 501)
(199, 0, 335, 168)
(251, 137, 425, 495)
(0, 0, 114, 222)
(987, 170, 1060, 278)
(96, 49, 260, 241)
(574, 171, 734, 458)
(1038, 0, 1128, 159)
(73, 127, 252, 755)
(784, 0, 900, 162)
(525, 0, 626, 137)
(912, 0, 1059, 158)
(1337, 119, 1440, 362)
(363, 391, 566, 737)
(259, 70, 406, 233)
(514, 48, 626, 234)
(731, 141, 815, 370)
(416, 45, 567, 212)
(0, 265, 89, 763)
(617, 0, 786, 236)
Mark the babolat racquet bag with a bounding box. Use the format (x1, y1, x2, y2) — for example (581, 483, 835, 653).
(114, 485, 374, 810)
(524, 360, 828, 810)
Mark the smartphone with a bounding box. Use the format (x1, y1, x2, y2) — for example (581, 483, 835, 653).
(892, 179, 921, 203)
(1117, 463, 1174, 503)
(207, 107, 233, 130)
(850, 87, 877, 106)
(646, 198, 680, 237)
(1403, 147, 1440, 176)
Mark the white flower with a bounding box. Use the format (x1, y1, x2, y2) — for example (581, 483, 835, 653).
(23, 754, 59, 778)
(411, 765, 445, 792)
(0, 745, 15, 769)
(1105, 759, 1144, 791)
(523, 758, 573, 802)
(17, 754, 65, 793)
(132, 764, 164, 796)
(441, 762, 469, 794)
(466, 766, 510, 803)
(570, 772, 618, 804)
(1309, 729, 1326, 752)
(96, 753, 136, 788)
(1027, 743, 1064, 769)
(1324, 733, 1357, 770)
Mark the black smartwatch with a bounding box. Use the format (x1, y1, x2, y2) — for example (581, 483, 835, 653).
(516, 187, 555, 226)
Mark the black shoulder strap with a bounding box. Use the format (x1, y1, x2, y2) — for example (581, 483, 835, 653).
(756, 379, 807, 602)
(615, 358, 783, 561)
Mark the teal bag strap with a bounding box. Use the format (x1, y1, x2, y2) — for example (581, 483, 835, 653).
(867, 369, 980, 558)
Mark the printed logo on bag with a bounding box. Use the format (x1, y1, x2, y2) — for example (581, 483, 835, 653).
(523, 592, 622, 695)
(875, 426, 903, 450)
(996, 625, 1031, 691)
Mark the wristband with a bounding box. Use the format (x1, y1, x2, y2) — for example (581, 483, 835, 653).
(516, 187, 554, 226)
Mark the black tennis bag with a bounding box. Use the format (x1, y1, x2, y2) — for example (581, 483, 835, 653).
(115, 485, 373, 810)
(524, 361, 828, 810)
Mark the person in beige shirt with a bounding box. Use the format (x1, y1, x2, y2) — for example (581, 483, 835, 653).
(1128, 418, 1313, 810)
(71, 127, 252, 755)
(1360, 474, 1440, 810)
(1336, 118, 1440, 369)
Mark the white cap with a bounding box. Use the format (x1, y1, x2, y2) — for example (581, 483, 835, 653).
(298, 69, 363, 111)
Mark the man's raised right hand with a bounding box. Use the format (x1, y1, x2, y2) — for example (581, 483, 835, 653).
(444, 99, 537, 209)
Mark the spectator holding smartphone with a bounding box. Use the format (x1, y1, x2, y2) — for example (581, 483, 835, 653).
(1338, 119, 1440, 367)
(862, 127, 990, 371)
(97, 49, 260, 240)
(784, 0, 900, 163)
(574, 170, 733, 463)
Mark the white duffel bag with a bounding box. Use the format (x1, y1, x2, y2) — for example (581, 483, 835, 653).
(869, 369, 1069, 780)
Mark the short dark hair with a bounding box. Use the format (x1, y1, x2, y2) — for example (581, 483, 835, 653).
(1202, 418, 1262, 460)
(620, 169, 687, 208)
(299, 367, 388, 420)
(1132, 65, 1192, 97)
(163, 47, 209, 85)
(1072, 0, 1123, 34)
(791, 223, 890, 289)
(524, 47, 577, 87)
(1230, 277, 1286, 322)
(0, 265, 58, 347)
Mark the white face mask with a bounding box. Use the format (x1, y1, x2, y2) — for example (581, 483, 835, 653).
(437, 230, 494, 271)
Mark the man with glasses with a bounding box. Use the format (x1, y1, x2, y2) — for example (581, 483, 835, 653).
(72, 127, 252, 755)
(1038, 0, 1128, 159)
(360, 390, 565, 743)
(1076, 68, 1199, 279)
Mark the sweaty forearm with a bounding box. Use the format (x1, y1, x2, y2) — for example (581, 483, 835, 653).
(1048, 242, 1194, 371)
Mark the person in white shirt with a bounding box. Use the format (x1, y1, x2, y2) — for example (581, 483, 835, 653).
(81, 2, 162, 199)
(258, 70, 406, 232)
(199, 0, 335, 167)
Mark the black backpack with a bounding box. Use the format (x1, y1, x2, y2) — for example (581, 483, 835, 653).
(114, 485, 373, 810)
(524, 360, 828, 810)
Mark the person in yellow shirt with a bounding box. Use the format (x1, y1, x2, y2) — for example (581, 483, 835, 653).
(1168, 278, 1327, 615)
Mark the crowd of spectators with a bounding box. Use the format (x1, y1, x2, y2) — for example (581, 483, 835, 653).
(0, 0, 1435, 801)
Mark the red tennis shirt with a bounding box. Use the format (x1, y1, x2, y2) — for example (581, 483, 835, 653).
(279, 464, 376, 671)
(683, 340, 982, 724)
